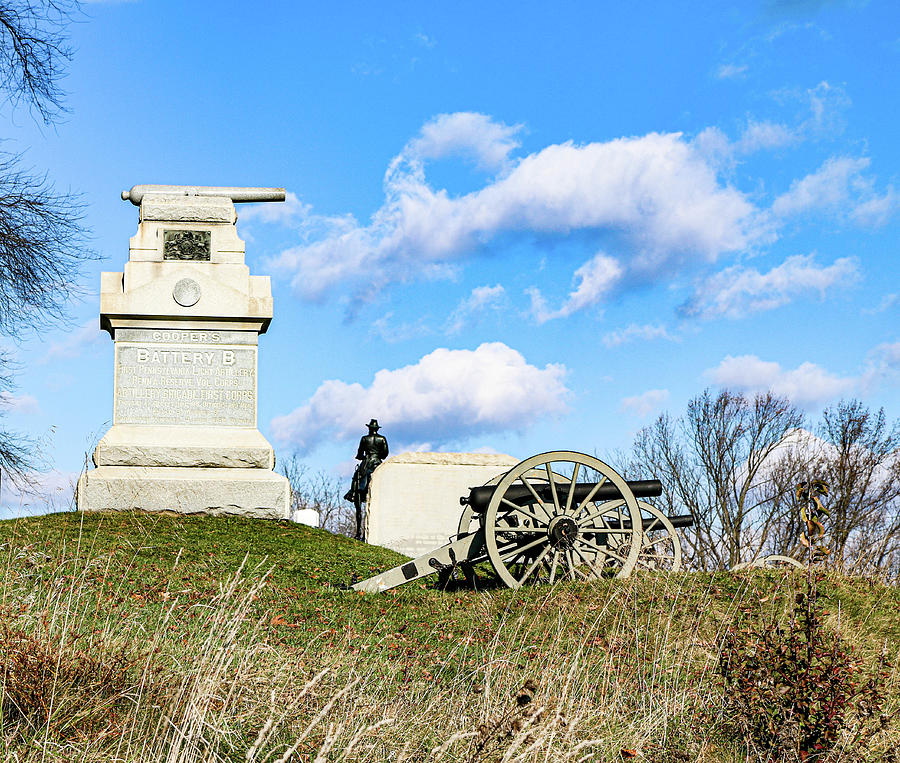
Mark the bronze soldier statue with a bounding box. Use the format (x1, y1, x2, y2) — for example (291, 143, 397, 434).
(344, 419, 389, 540)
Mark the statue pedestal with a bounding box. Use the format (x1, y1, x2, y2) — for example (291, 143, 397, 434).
(365, 452, 518, 557)
(76, 187, 291, 520)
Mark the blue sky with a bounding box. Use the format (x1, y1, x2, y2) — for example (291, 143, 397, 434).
(1, 0, 898, 513)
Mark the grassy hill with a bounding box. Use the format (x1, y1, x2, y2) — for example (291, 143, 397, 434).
(1, 511, 898, 762)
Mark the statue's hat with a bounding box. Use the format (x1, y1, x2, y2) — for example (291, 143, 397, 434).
(367, 419, 380, 430)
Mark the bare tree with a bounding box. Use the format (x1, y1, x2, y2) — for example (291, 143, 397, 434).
(811, 400, 900, 575)
(278, 453, 356, 536)
(631, 389, 804, 569)
(0, 0, 91, 489)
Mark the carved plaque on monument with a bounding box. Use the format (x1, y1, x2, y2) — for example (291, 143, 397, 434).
(114, 334, 257, 427)
(164, 229, 211, 260)
(76, 185, 295, 521)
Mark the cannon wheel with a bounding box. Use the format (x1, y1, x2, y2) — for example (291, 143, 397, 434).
(731, 554, 805, 571)
(586, 500, 682, 572)
(636, 502, 682, 571)
(483, 451, 642, 588)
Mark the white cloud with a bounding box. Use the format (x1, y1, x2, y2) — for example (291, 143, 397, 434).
(401, 112, 523, 172)
(803, 81, 850, 136)
(693, 120, 796, 171)
(772, 156, 870, 218)
(602, 323, 676, 348)
(528, 252, 623, 323)
(270, 342, 570, 453)
(42, 318, 105, 363)
(445, 284, 506, 334)
(863, 293, 899, 315)
(680, 254, 859, 320)
(705, 355, 855, 407)
(0, 470, 78, 516)
(0, 391, 39, 415)
(850, 188, 898, 228)
(767, 147, 895, 227)
(240, 191, 311, 226)
(717, 63, 748, 79)
(861, 341, 900, 390)
(620, 389, 670, 418)
(265, 118, 759, 304)
(737, 120, 796, 153)
(371, 312, 433, 343)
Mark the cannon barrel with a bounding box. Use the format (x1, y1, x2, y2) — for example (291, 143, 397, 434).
(603, 513, 694, 531)
(121, 184, 286, 205)
(462, 479, 663, 514)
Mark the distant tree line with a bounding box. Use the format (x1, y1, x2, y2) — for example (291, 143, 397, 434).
(283, 389, 900, 582)
(625, 390, 900, 578)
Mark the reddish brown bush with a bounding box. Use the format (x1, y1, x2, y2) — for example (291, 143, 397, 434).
(718, 575, 894, 761)
(0, 621, 161, 741)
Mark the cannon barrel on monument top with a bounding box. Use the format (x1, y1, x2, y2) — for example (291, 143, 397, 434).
(352, 450, 695, 594)
(121, 184, 287, 205)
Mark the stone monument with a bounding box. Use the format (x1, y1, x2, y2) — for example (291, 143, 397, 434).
(365, 451, 518, 557)
(76, 185, 293, 520)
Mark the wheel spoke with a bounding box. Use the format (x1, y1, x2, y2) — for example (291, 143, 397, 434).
(500, 498, 546, 526)
(545, 463, 561, 514)
(496, 536, 547, 560)
(572, 544, 605, 579)
(581, 535, 628, 564)
(518, 474, 546, 507)
(642, 534, 675, 549)
(518, 546, 552, 584)
(573, 476, 608, 517)
(564, 549, 576, 580)
(643, 516, 661, 533)
(572, 563, 592, 581)
(498, 527, 548, 534)
(577, 499, 625, 528)
(563, 463, 580, 515)
(482, 451, 653, 588)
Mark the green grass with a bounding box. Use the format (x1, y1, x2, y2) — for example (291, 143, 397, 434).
(1, 511, 899, 761)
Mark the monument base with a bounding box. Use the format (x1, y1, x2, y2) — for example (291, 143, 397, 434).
(76, 465, 290, 519)
(93, 425, 276, 469)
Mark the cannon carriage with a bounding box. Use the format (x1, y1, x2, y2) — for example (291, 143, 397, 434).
(353, 450, 693, 593)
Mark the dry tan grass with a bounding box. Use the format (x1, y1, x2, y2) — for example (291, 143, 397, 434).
(1, 515, 898, 762)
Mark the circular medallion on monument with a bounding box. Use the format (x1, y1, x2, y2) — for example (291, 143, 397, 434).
(173, 278, 201, 307)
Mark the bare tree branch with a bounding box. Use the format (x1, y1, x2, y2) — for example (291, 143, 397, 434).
(0, 1, 87, 488)
(0, 0, 80, 124)
(0, 156, 92, 336)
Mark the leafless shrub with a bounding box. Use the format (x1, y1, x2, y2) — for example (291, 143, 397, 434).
(278, 452, 356, 536)
(630, 389, 804, 570)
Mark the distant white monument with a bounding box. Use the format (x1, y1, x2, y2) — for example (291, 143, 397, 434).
(365, 451, 518, 557)
(76, 185, 294, 520)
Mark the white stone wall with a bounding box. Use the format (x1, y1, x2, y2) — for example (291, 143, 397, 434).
(365, 452, 519, 558)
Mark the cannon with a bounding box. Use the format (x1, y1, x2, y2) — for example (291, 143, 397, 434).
(353, 451, 693, 593)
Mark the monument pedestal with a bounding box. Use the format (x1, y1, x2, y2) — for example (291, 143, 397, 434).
(76, 185, 294, 521)
(77, 466, 288, 519)
(365, 452, 518, 557)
